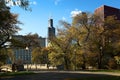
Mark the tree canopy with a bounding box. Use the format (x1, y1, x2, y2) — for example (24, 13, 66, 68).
(49, 13, 120, 70)
(0, 0, 30, 66)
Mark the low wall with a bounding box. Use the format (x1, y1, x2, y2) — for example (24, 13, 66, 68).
(1, 64, 57, 71)
(24, 64, 57, 70)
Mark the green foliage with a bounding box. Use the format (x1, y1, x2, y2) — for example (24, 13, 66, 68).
(48, 46, 64, 66)
(0, 49, 8, 66)
(4, 0, 30, 10)
(10, 36, 26, 48)
(0, 71, 34, 77)
(114, 56, 120, 65)
(32, 47, 42, 64)
(0, 48, 15, 66)
(24, 33, 41, 48)
(0, 0, 30, 49)
(49, 12, 120, 70)
(0, 0, 30, 67)
(32, 47, 49, 64)
(0, 3, 21, 65)
(0, 10, 21, 48)
(7, 49, 15, 63)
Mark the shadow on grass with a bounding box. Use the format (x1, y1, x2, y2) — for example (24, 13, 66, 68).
(0, 71, 35, 77)
(0, 71, 120, 80)
(65, 76, 120, 80)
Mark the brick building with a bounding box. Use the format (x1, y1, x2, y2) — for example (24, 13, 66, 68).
(95, 5, 120, 20)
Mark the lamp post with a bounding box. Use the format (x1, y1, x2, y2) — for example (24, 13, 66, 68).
(74, 49, 77, 71)
(99, 46, 103, 69)
(25, 47, 29, 71)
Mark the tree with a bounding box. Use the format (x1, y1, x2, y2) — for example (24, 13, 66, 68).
(51, 13, 120, 70)
(42, 47, 50, 68)
(0, 5, 21, 65)
(3, 0, 30, 10)
(48, 21, 77, 70)
(32, 46, 51, 69)
(0, 0, 30, 49)
(103, 16, 120, 69)
(48, 42, 65, 68)
(32, 47, 42, 64)
(0, 48, 8, 66)
(24, 33, 41, 48)
(7, 48, 15, 63)
(0, 9, 21, 49)
(75, 14, 120, 69)
(71, 12, 120, 69)
(0, 48, 15, 65)
(0, 0, 30, 66)
(48, 13, 94, 70)
(10, 35, 26, 48)
(71, 13, 100, 69)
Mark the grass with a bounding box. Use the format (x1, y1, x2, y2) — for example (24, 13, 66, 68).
(84, 69, 120, 73)
(0, 71, 35, 77)
(1, 70, 120, 80)
(65, 76, 120, 80)
(64, 70, 120, 80)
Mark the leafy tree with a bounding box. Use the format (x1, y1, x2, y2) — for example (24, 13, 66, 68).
(48, 13, 94, 70)
(0, 4, 20, 65)
(0, 0, 30, 66)
(32, 47, 50, 69)
(42, 47, 50, 68)
(0, 0, 30, 49)
(32, 47, 48, 64)
(49, 21, 77, 70)
(0, 48, 15, 65)
(0, 48, 8, 66)
(71, 13, 99, 69)
(32, 47, 42, 64)
(9, 33, 41, 49)
(48, 42, 64, 67)
(7, 48, 15, 63)
(90, 16, 120, 69)
(24, 33, 41, 48)
(3, 0, 30, 10)
(71, 13, 120, 69)
(0, 9, 21, 49)
(50, 12, 120, 70)
(10, 35, 26, 48)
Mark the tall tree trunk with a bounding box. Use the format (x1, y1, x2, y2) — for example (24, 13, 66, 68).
(64, 56, 69, 70)
(98, 48, 103, 69)
(82, 54, 86, 70)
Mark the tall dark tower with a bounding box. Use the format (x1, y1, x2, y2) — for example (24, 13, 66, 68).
(48, 18, 55, 41)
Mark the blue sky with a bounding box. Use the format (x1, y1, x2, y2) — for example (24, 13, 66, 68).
(9, 0, 120, 38)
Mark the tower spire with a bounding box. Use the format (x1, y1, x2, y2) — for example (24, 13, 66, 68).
(48, 17, 55, 41)
(48, 18, 53, 28)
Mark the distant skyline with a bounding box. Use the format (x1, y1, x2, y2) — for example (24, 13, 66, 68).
(9, 0, 120, 37)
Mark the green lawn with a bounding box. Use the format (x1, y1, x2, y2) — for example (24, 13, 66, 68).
(0, 71, 34, 77)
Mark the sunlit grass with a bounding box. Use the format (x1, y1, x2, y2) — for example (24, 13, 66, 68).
(84, 69, 120, 72)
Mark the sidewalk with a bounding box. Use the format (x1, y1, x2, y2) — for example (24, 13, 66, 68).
(33, 70, 120, 76)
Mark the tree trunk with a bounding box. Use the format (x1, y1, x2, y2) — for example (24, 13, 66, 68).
(64, 56, 69, 70)
(98, 49, 103, 69)
(98, 58, 102, 69)
(82, 54, 86, 70)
